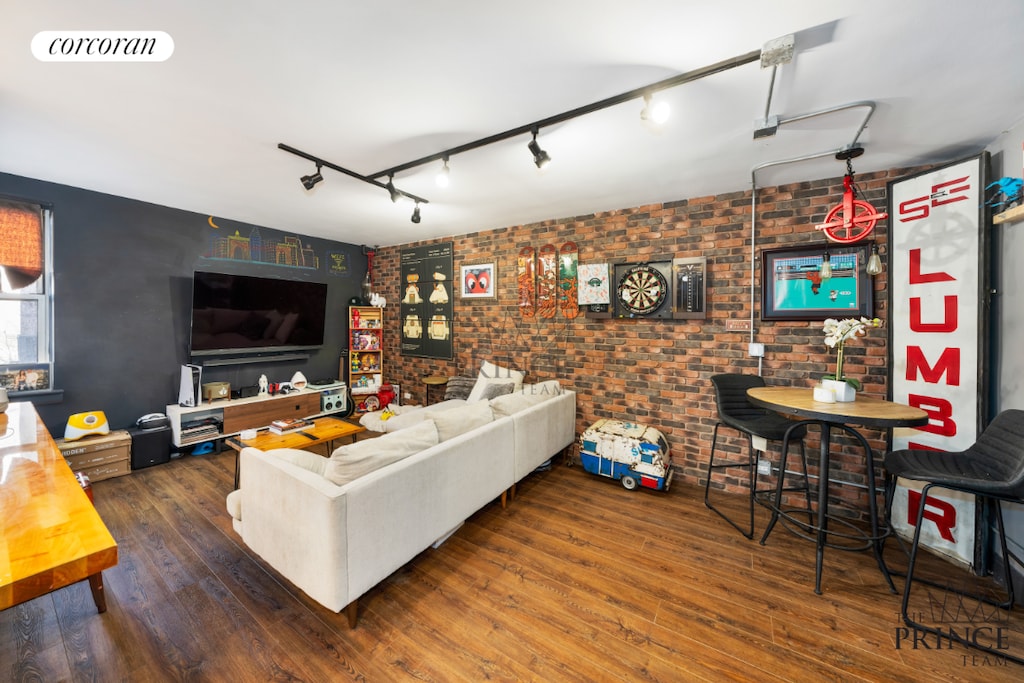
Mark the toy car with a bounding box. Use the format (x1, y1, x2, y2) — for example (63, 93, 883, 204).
(578, 418, 672, 491)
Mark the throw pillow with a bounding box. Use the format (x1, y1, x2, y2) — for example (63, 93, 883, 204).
(324, 419, 438, 487)
(443, 375, 476, 401)
(467, 360, 525, 403)
(480, 382, 514, 401)
(489, 391, 533, 417)
(430, 400, 494, 441)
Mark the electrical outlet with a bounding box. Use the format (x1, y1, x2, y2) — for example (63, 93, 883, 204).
(403, 392, 411, 400)
(757, 458, 772, 476)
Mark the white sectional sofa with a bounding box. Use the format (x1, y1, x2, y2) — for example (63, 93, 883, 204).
(227, 381, 575, 626)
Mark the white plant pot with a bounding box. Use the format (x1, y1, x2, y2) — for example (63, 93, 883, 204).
(822, 378, 856, 402)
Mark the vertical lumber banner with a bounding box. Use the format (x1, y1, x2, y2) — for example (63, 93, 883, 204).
(887, 153, 990, 569)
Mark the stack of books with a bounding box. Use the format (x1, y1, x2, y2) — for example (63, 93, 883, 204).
(268, 417, 313, 435)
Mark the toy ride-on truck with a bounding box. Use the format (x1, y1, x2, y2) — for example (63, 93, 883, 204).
(578, 418, 673, 491)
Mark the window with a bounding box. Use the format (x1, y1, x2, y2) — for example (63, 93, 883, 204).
(0, 197, 53, 393)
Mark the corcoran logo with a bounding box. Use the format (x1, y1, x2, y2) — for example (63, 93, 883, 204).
(31, 31, 174, 62)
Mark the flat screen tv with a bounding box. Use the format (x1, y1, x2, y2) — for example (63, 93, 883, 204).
(189, 270, 329, 357)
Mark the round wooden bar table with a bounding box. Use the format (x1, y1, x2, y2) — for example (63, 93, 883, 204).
(746, 386, 929, 594)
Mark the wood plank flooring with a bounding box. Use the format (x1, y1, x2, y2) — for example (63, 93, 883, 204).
(2, 448, 1022, 681)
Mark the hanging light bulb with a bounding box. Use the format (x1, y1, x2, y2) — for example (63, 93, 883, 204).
(866, 242, 883, 275)
(436, 156, 450, 188)
(820, 250, 833, 279)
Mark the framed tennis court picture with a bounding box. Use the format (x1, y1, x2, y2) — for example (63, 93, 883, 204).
(760, 242, 873, 321)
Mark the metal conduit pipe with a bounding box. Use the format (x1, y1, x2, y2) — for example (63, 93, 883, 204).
(747, 100, 877, 375)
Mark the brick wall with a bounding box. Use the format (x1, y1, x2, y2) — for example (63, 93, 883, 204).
(371, 166, 923, 519)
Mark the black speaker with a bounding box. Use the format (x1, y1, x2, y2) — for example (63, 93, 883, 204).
(129, 426, 172, 470)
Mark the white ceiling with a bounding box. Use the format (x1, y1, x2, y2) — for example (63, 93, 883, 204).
(3, 1, 1023, 247)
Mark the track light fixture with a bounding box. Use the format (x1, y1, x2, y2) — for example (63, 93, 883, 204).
(411, 202, 421, 224)
(640, 93, 670, 125)
(385, 175, 402, 203)
(300, 164, 323, 190)
(436, 156, 450, 188)
(528, 127, 551, 169)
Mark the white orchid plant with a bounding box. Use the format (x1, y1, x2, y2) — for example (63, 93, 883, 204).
(822, 317, 882, 390)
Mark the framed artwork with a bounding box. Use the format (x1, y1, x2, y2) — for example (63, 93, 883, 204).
(460, 263, 496, 299)
(400, 241, 453, 359)
(760, 242, 873, 321)
(0, 364, 51, 393)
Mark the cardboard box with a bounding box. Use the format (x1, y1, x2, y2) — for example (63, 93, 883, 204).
(57, 429, 131, 481)
(76, 458, 131, 483)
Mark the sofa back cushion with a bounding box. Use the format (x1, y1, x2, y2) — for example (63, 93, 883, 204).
(519, 380, 563, 405)
(430, 400, 494, 441)
(324, 419, 439, 486)
(489, 391, 534, 417)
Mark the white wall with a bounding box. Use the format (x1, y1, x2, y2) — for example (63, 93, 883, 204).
(986, 115, 1024, 576)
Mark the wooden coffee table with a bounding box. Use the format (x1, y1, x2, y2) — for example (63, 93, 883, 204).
(225, 417, 365, 489)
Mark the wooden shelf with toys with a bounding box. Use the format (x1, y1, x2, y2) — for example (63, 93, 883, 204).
(347, 306, 387, 413)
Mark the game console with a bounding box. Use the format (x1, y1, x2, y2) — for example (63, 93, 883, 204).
(65, 411, 110, 441)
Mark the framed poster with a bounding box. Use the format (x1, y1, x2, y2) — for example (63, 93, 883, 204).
(760, 243, 872, 321)
(400, 241, 453, 359)
(460, 263, 495, 299)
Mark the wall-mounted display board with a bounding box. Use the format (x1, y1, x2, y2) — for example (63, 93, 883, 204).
(584, 255, 706, 321)
(672, 256, 707, 320)
(400, 241, 453, 359)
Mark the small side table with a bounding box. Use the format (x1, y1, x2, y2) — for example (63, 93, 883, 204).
(423, 376, 448, 405)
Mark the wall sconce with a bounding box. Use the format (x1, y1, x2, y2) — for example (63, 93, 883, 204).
(866, 241, 883, 275)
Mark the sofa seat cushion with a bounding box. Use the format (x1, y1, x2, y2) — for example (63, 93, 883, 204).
(431, 400, 494, 441)
(324, 419, 439, 486)
(467, 360, 525, 403)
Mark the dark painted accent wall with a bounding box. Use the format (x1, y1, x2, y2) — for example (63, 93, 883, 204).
(0, 172, 365, 437)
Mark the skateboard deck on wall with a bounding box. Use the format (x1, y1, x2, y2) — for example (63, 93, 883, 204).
(537, 244, 558, 319)
(517, 246, 536, 318)
(559, 241, 579, 319)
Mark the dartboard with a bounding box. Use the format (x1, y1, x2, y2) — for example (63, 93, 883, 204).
(617, 265, 668, 315)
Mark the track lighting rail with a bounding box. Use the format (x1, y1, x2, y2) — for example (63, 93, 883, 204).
(366, 49, 761, 180)
(277, 142, 430, 205)
(280, 47, 761, 222)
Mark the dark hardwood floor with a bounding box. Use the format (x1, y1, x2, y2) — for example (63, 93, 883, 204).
(3, 447, 1022, 681)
